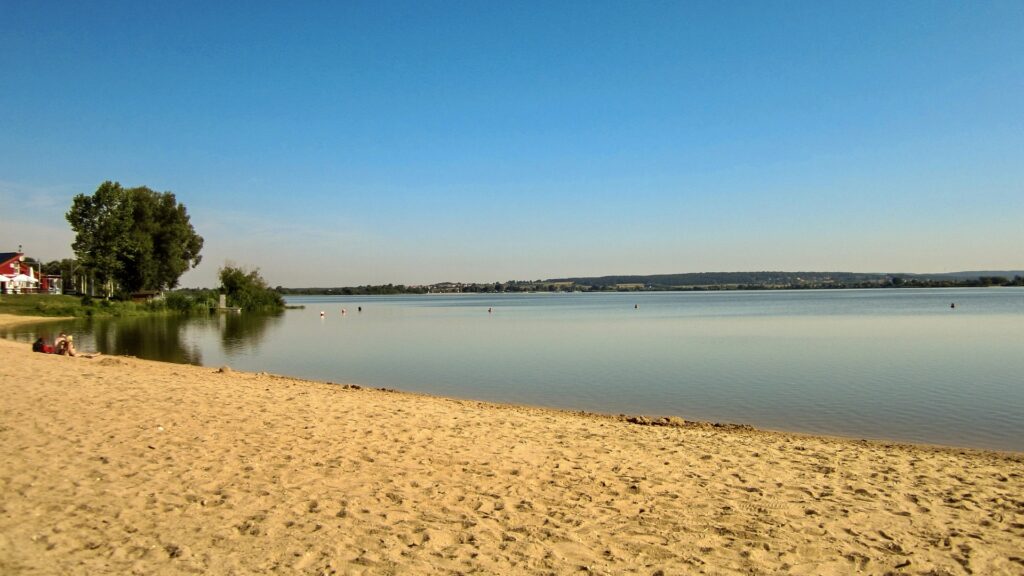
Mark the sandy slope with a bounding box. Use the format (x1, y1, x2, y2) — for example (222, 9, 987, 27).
(1, 316, 1022, 575)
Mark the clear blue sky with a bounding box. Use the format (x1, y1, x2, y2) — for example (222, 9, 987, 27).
(2, 1, 1022, 287)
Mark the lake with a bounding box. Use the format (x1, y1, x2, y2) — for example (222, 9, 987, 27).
(5, 288, 1023, 451)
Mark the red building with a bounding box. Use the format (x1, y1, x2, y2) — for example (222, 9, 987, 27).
(0, 251, 62, 294)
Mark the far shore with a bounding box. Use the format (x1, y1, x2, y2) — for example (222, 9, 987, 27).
(1, 314, 1022, 574)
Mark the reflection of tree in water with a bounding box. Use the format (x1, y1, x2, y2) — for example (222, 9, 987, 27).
(91, 316, 202, 365)
(219, 311, 282, 357)
(9, 313, 281, 365)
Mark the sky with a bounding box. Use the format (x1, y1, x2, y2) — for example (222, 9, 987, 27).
(2, 1, 1022, 287)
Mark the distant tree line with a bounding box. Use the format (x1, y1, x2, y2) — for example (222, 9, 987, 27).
(276, 284, 429, 296)
(888, 275, 1023, 288)
(273, 274, 1024, 295)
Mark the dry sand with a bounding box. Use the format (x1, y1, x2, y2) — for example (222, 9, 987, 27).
(1, 315, 1022, 575)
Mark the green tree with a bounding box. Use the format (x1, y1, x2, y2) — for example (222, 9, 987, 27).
(66, 181, 203, 296)
(120, 187, 204, 293)
(219, 265, 284, 311)
(66, 182, 133, 296)
(42, 258, 78, 293)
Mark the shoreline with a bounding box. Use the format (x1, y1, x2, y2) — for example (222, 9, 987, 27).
(0, 313, 73, 327)
(1, 315, 1022, 574)
(1, 312, 1018, 456)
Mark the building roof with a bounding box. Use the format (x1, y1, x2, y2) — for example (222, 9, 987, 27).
(0, 252, 22, 266)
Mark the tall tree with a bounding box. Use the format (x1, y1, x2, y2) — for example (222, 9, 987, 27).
(120, 187, 204, 293)
(67, 181, 203, 296)
(66, 181, 133, 296)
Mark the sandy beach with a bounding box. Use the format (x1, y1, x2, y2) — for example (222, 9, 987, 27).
(1, 316, 1022, 575)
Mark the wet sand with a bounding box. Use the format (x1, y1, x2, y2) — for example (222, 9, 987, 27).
(1, 315, 1022, 575)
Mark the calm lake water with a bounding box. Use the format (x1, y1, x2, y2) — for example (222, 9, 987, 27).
(5, 289, 1024, 451)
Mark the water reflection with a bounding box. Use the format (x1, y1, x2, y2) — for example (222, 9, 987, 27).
(91, 316, 203, 365)
(217, 311, 282, 357)
(4, 311, 283, 365)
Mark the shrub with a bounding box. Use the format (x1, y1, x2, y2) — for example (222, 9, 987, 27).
(219, 266, 284, 311)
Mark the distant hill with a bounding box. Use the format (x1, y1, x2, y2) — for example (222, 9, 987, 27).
(910, 270, 1024, 280)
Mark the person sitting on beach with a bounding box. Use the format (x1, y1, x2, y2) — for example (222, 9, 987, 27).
(59, 335, 77, 357)
(54, 332, 68, 354)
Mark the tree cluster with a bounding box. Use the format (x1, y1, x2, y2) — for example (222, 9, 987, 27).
(66, 181, 203, 297)
(219, 265, 285, 311)
(273, 274, 1024, 295)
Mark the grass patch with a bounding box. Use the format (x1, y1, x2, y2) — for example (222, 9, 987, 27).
(0, 294, 84, 317)
(0, 294, 197, 318)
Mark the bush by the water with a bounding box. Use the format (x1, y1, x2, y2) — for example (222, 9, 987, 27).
(218, 266, 284, 311)
(164, 289, 218, 313)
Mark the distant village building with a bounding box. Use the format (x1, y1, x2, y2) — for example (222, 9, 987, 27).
(0, 251, 61, 294)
